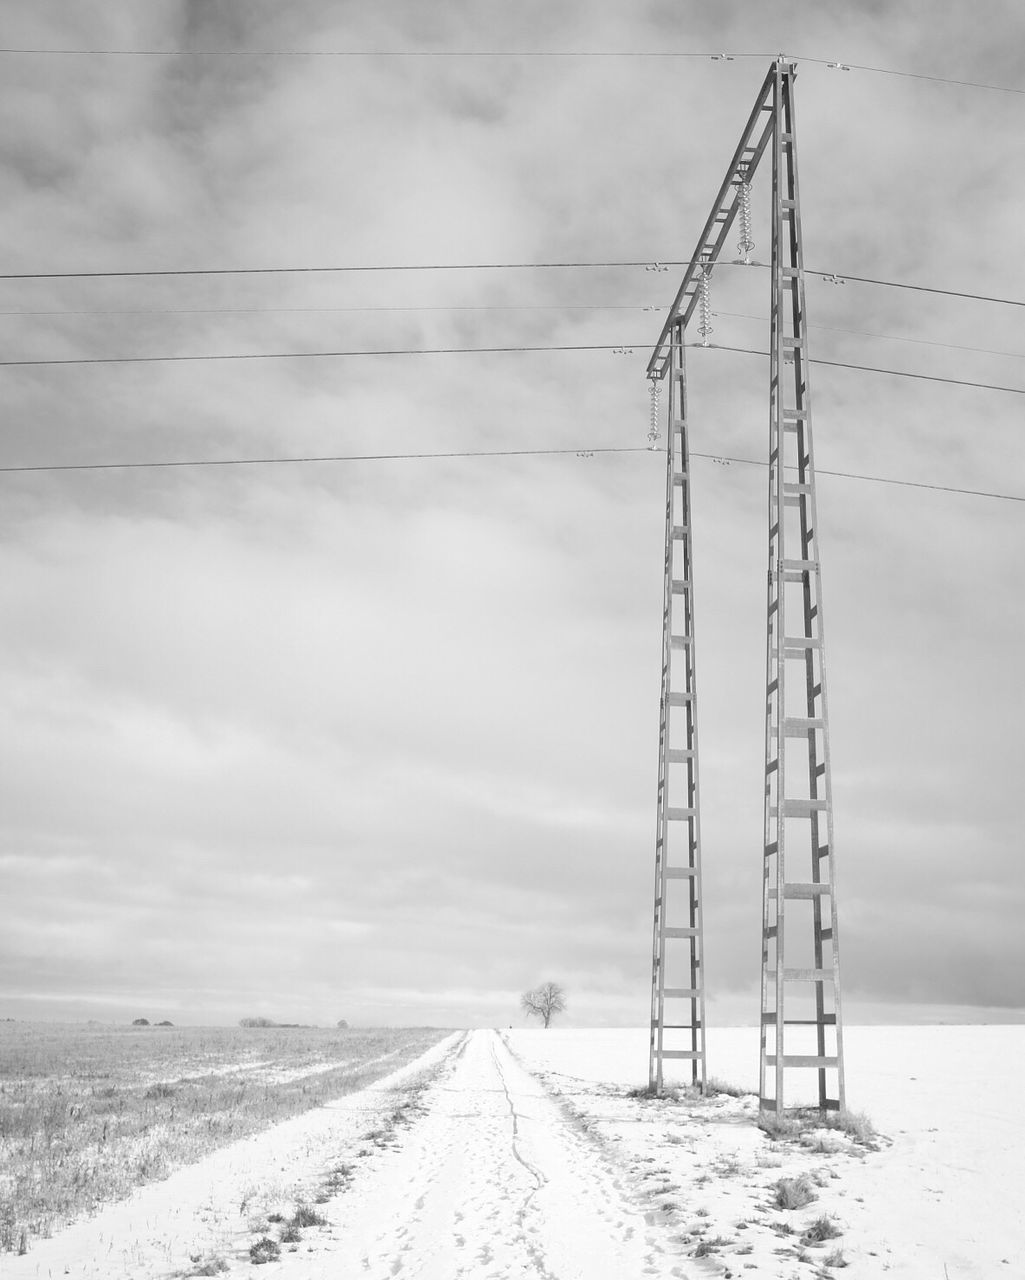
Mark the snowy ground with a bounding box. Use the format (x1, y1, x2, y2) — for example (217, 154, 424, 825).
(7, 1025, 1022, 1279)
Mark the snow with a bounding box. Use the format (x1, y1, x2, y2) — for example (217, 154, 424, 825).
(7, 1025, 1023, 1279)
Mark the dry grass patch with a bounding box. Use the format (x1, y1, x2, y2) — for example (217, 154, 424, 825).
(0, 1022, 447, 1254)
(773, 1174, 818, 1210)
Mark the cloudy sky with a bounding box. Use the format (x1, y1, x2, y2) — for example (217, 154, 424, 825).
(1, 1, 1023, 1030)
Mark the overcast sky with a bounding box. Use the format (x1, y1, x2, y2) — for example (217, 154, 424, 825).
(1, 1, 1023, 1030)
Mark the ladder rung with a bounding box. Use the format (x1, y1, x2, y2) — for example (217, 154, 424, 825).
(782, 798, 828, 816)
(664, 926, 698, 938)
(780, 198, 797, 208)
(782, 558, 817, 573)
(663, 988, 701, 999)
(762, 1015, 838, 1026)
(784, 717, 824, 735)
(672, 473, 688, 484)
(784, 482, 812, 495)
(667, 748, 694, 763)
(665, 866, 698, 878)
(669, 634, 693, 649)
(782, 408, 807, 421)
(671, 525, 690, 538)
(668, 692, 694, 706)
(771, 881, 832, 898)
(783, 968, 833, 983)
(670, 578, 691, 592)
(666, 807, 695, 820)
(783, 636, 820, 650)
(660, 1050, 701, 1059)
(764, 1055, 838, 1069)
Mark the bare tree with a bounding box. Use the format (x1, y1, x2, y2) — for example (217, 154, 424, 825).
(520, 982, 566, 1028)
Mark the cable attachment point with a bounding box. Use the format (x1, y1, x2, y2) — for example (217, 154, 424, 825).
(697, 260, 713, 347)
(736, 172, 754, 264)
(647, 378, 662, 450)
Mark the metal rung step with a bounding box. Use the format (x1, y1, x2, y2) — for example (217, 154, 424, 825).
(783, 798, 828, 816)
(663, 988, 701, 999)
(671, 579, 691, 592)
(672, 473, 688, 484)
(667, 748, 694, 763)
(671, 525, 690, 538)
(783, 968, 833, 983)
(660, 1050, 701, 1059)
(780, 198, 796, 208)
(784, 482, 812, 495)
(765, 1055, 838, 1069)
(666, 807, 695, 820)
(668, 692, 694, 706)
(669, 634, 693, 649)
(664, 926, 698, 938)
(665, 866, 698, 878)
(784, 636, 821, 650)
(782, 558, 817, 573)
(785, 717, 824, 735)
(769, 881, 832, 899)
(762, 1014, 838, 1026)
(782, 336, 804, 348)
(782, 408, 807, 420)
(759, 1097, 840, 1112)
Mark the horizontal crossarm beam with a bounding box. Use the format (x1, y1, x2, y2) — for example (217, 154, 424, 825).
(646, 63, 777, 381)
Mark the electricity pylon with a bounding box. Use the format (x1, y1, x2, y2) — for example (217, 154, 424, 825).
(648, 331, 707, 1094)
(646, 59, 845, 1114)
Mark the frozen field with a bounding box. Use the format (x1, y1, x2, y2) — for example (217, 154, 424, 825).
(3, 1025, 1021, 1279)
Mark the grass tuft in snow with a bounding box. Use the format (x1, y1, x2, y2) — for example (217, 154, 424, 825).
(802, 1213, 843, 1244)
(248, 1237, 281, 1265)
(706, 1076, 750, 1098)
(823, 1246, 848, 1268)
(773, 1174, 818, 1210)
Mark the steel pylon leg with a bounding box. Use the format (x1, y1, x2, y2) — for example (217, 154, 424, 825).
(758, 62, 845, 1118)
(649, 328, 708, 1094)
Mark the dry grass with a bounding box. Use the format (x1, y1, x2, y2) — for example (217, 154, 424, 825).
(0, 1021, 447, 1254)
(773, 1174, 818, 1210)
(759, 1105, 878, 1150)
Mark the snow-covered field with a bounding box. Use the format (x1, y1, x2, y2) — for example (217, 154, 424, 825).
(7, 1025, 1022, 1279)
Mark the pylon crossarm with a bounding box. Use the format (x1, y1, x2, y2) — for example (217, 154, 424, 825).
(646, 63, 776, 381)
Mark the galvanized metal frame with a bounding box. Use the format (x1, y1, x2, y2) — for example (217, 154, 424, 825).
(759, 61, 844, 1117)
(649, 329, 707, 1093)
(647, 59, 844, 1114)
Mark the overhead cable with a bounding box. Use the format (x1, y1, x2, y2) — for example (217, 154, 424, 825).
(0, 47, 1021, 94)
(4, 260, 1024, 311)
(2, 340, 1024, 396)
(1, 446, 1020, 504)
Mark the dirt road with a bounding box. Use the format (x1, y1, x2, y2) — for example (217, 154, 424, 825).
(301, 1028, 684, 1278)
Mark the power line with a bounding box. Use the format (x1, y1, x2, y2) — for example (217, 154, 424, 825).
(0, 445, 647, 473)
(0, 342, 639, 367)
(4, 259, 1024, 311)
(714, 311, 1025, 362)
(5, 299, 1020, 363)
(692, 453, 1025, 504)
(2, 444, 1020, 503)
(0, 46, 1021, 94)
(702, 344, 1025, 396)
(0, 260, 671, 281)
(0, 303, 666, 318)
(2, 339, 1024, 396)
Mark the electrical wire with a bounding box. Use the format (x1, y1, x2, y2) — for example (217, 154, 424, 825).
(4, 260, 1024, 311)
(0, 47, 1021, 94)
(713, 311, 1025, 362)
(0, 261, 675, 281)
(1, 444, 1020, 503)
(5, 299, 1021, 363)
(2, 340, 1024, 396)
(702, 343, 1025, 396)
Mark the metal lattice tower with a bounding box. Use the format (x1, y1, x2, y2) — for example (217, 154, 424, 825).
(646, 59, 845, 1113)
(648, 332, 707, 1093)
(759, 63, 844, 1117)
